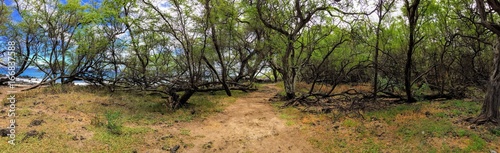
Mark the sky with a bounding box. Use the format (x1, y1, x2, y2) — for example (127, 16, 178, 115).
(4, 0, 22, 22)
(3, 0, 99, 22)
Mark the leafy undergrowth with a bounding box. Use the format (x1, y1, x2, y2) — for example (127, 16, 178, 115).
(272, 99, 500, 152)
(0, 85, 246, 152)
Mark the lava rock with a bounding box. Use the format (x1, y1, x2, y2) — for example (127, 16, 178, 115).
(0, 129, 10, 137)
(161, 134, 174, 140)
(425, 111, 432, 117)
(469, 125, 476, 129)
(203, 141, 213, 149)
(33, 101, 41, 105)
(22, 130, 44, 142)
(29, 119, 44, 127)
(71, 135, 85, 141)
(170, 145, 180, 153)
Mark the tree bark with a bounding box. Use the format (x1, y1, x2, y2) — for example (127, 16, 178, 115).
(174, 89, 195, 109)
(471, 38, 500, 124)
(283, 73, 296, 99)
(373, 0, 382, 102)
(471, 0, 500, 125)
(404, 0, 420, 103)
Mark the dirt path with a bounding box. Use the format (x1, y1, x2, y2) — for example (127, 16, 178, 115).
(172, 84, 321, 153)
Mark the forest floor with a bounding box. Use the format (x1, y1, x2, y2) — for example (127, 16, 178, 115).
(0, 83, 499, 152)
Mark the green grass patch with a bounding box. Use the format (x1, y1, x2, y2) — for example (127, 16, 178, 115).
(434, 112, 447, 118)
(397, 118, 454, 139)
(105, 111, 123, 135)
(438, 100, 481, 116)
(180, 128, 191, 136)
(490, 127, 500, 136)
(342, 118, 359, 127)
(454, 129, 471, 137)
(466, 134, 487, 152)
(92, 127, 142, 152)
(362, 138, 382, 153)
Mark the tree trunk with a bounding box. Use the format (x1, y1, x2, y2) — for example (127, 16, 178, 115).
(472, 38, 500, 124)
(283, 70, 296, 99)
(272, 66, 279, 82)
(404, 0, 420, 103)
(373, 0, 382, 102)
(173, 89, 195, 109)
(404, 43, 415, 102)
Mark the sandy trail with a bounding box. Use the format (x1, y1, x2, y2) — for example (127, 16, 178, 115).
(174, 84, 321, 153)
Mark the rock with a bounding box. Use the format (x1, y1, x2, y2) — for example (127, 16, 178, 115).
(29, 119, 44, 127)
(0, 109, 5, 113)
(161, 134, 174, 140)
(26, 130, 39, 137)
(22, 130, 42, 142)
(0, 129, 10, 137)
(425, 111, 432, 117)
(333, 125, 340, 129)
(170, 145, 180, 153)
(272, 130, 279, 136)
(491, 150, 497, 153)
(469, 125, 476, 129)
(71, 135, 85, 141)
(202, 141, 213, 149)
(321, 108, 332, 113)
(376, 131, 385, 137)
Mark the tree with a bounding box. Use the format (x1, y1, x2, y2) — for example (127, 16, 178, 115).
(469, 0, 500, 124)
(0, 0, 41, 85)
(256, 0, 329, 99)
(403, 0, 422, 102)
(373, 0, 396, 101)
(0, 0, 9, 29)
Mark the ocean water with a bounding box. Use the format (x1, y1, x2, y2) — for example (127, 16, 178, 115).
(0, 67, 46, 78)
(0, 67, 88, 85)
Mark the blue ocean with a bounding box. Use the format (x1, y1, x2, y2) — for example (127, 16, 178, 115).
(0, 67, 46, 78)
(0, 67, 89, 85)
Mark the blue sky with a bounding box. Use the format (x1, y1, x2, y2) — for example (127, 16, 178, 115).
(3, 0, 96, 22)
(4, 0, 22, 22)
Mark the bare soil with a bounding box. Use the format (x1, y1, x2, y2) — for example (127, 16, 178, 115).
(144, 84, 322, 153)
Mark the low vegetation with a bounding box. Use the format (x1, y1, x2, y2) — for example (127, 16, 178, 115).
(272, 95, 499, 152)
(0, 85, 246, 152)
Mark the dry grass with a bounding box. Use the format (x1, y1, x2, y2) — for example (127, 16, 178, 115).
(0, 85, 246, 152)
(272, 84, 499, 152)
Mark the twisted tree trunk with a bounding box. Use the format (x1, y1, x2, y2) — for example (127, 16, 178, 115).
(471, 38, 500, 124)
